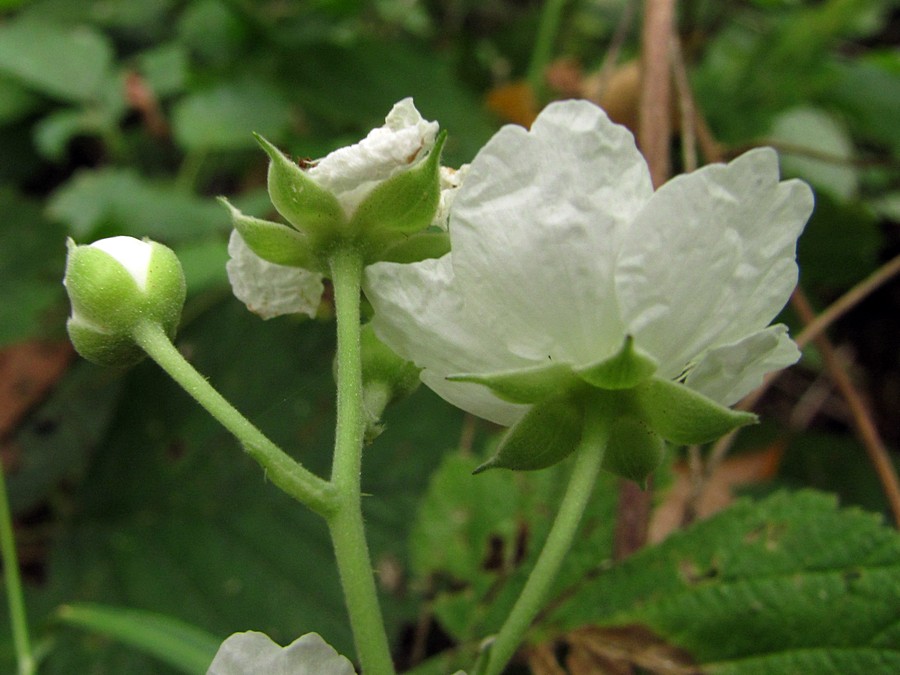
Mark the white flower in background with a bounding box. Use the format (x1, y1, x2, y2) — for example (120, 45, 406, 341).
(207, 631, 355, 675)
(225, 98, 449, 319)
(364, 100, 814, 435)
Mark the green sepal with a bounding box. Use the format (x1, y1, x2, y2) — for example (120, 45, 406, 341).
(634, 377, 757, 445)
(448, 362, 579, 405)
(351, 130, 446, 241)
(64, 240, 144, 332)
(218, 197, 323, 271)
(66, 317, 146, 367)
(474, 393, 584, 473)
(379, 230, 450, 264)
(575, 335, 658, 390)
(255, 133, 346, 238)
(601, 415, 665, 487)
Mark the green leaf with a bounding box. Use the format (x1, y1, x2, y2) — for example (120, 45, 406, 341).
(0, 188, 66, 346)
(172, 80, 292, 151)
(475, 393, 583, 473)
(255, 133, 346, 242)
(19, 308, 464, 671)
(351, 131, 446, 243)
(409, 450, 620, 648)
(47, 168, 226, 240)
(550, 491, 900, 674)
(56, 603, 220, 675)
(0, 74, 41, 123)
(218, 197, 320, 270)
(0, 17, 113, 101)
(448, 363, 578, 405)
(574, 336, 658, 390)
(768, 106, 859, 201)
(634, 378, 757, 445)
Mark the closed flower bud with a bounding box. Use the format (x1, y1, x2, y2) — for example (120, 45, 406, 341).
(64, 236, 186, 366)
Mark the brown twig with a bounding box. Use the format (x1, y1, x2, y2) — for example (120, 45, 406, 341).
(614, 0, 676, 559)
(696, 253, 900, 506)
(795, 252, 900, 350)
(585, 0, 639, 101)
(791, 288, 900, 527)
(670, 34, 698, 173)
(638, 0, 676, 188)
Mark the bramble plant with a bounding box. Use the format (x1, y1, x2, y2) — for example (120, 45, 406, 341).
(53, 95, 817, 675)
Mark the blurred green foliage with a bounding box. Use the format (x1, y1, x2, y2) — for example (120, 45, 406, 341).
(1, 0, 899, 672)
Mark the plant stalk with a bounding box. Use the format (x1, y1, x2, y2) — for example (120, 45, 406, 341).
(479, 412, 609, 675)
(131, 321, 337, 517)
(0, 464, 36, 675)
(327, 248, 396, 675)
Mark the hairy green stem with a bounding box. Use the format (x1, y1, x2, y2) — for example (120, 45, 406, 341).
(527, 0, 568, 98)
(0, 465, 35, 675)
(327, 248, 395, 675)
(480, 412, 609, 675)
(131, 321, 337, 517)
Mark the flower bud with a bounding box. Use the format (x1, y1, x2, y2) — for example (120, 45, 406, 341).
(64, 236, 186, 366)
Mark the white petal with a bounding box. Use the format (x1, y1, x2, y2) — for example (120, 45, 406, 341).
(364, 255, 531, 424)
(431, 164, 469, 231)
(617, 147, 813, 377)
(308, 98, 439, 216)
(450, 99, 653, 366)
(684, 324, 801, 405)
(91, 236, 152, 291)
(208, 631, 356, 675)
(226, 230, 323, 319)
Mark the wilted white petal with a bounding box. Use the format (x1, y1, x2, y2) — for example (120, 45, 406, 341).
(617, 148, 813, 378)
(226, 231, 323, 320)
(451, 99, 653, 365)
(684, 324, 800, 405)
(308, 98, 439, 216)
(208, 631, 355, 675)
(365, 255, 530, 423)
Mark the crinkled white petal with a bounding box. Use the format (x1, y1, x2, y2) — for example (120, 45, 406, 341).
(364, 255, 529, 424)
(684, 324, 800, 405)
(208, 631, 356, 675)
(432, 164, 469, 231)
(226, 230, 323, 320)
(308, 98, 439, 217)
(450, 99, 653, 366)
(617, 147, 814, 378)
(91, 236, 152, 291)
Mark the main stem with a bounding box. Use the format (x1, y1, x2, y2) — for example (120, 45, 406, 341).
(131, 321, 336, 517)
(327, 248, 395, 675)
(0, 465, 35, 675)
(480, 413, 609, 675)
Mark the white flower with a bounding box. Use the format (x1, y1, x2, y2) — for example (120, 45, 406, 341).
(226, 98, 442, 319)
(208, 631, 355, 675)
(307, 97, 439, 217)
(364, 100, 814, 427)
